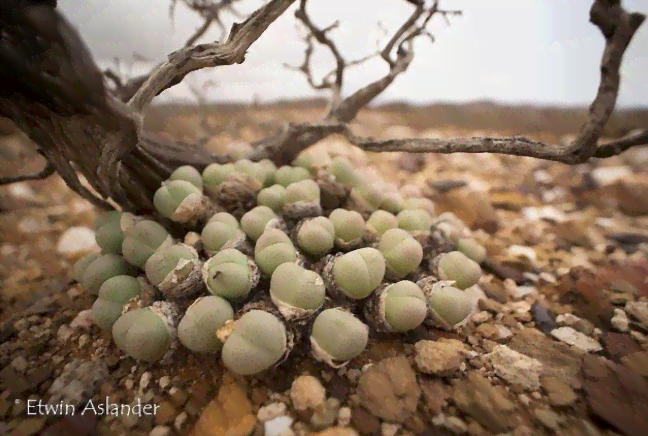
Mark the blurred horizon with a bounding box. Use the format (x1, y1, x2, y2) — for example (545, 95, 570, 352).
(59, 0, 648, 109)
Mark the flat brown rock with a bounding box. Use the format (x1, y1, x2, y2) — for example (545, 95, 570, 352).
(508, 327, 583, 388)
(603, 332, 642, 362)
(190, 375, 256, 436)
(582, 355, 648, 436)
(357, 356, 421, 423)
(452, 371, 519, 434)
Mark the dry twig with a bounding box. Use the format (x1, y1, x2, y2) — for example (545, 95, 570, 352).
(338, 0, 647, 163)
(170, 0, 246, 46)
(128, 0, 297, 113)
(247, 0, 462, 164)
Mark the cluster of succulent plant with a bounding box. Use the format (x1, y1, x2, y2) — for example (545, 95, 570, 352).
(74, 148, 488, 374)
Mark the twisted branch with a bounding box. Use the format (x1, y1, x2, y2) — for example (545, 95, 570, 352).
(128, 0, 298, 113)
(339, 0, 646, 163)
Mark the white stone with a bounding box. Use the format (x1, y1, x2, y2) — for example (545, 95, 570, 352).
(257, 402, 288, 422)
(264, 415, 294, 436)
(57, 324, 72, 342)
(611, 309, 630, 332)
(550, 327, 602, 353)
(149, 426, 172, 436)
(485, 345, 544, 391)
(158, 376, 171, 390)
(56, 226, 97, 259)
(625, 301, 648, 327)
(139, 372, 152, 394)
(382, 423, 401, 436)
(555, 313, 595, 335)
(70, 309, 94, 330)
(506, 246, 537, 263)
(290, 375, 326, 411)
(495, 325, 513, 340)
(590, 166, 632, 187)
(174, 412, 188, 430)
(337, 406, 352, 426)
(472, 311, 492, 324)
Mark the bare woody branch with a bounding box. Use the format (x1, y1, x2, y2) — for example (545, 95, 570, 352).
(284, 0, 382, 113)
(594, 128, 648, 158)
(128, 0, 298, 113)
(341, 0, 646, 164)
(170, 0, 247, 46)
(0, 160, 55, 185)
(248, 0, 461, 164)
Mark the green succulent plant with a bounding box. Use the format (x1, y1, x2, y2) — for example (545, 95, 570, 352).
(397, 209, 433, 233)
(456, 238, 487, 264)
(178, 296, 234, 353)
(435, 251, 482, 290)
(284, 179, 320, 204)
(201, 212, 245, 255)
(256, 159, 277, 187)
(324, 157, 358, 186)
(94, 210, 122, 230)
(80, 254, 138, 295)
(202, 249, 257, 302)
(332, 248, 385, 299)
(402, 197, 435, 216)
(310, 308, 369, 367)
(423, 280, 476, 329)
(168, 165, 203, 190)
(91, 275, 142, 331)
(112, 302, 177, 362)
(95, 216, 124, 255)
(329, 209, 365, 249)
(283, 179, 321, 218)
(254, 229, 297, 276)
(351, 182, 386, 213)
(257, 185, 287, 212)
(378, 228, 423, 279)
(240, 206, 278, 241)
(380, 191, 404, 214)
(118, 212, 144, 235)
(121, 220, 174, 268)
(153, 180, 205, 223)
(73, 252, 101, 283)
(220, 310, 288, 375)
(202, 163, 236, 195)
(366, 210, 398, 239)
(270, 263, 325, 318)
(380, 281, 427, 332)
(232, 159, 265, 184)
(296, 217, 335, 258)
(274, 165, 312, 187)
(145, 243, 202, 298)
(293, 149, 330, 171)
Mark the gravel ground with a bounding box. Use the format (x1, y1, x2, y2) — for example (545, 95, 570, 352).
(1, 121, 648, 436)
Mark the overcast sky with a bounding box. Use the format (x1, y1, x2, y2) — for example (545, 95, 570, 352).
(58, 0, 648, 107)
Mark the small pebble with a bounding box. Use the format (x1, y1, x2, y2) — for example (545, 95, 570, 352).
(174, 412, 188, 430)
(611, 309, 630, 332)
(550, 327, 602, 353)
(140, 372, 151, 393)
(149, 425, 172, 436)
(158, 376, 170, 390)
(382, 423, 400, 436)
(291, 375, 326, 411)
(11, 356, 28, 373)
(257, 402, 287, 422)
(338, 406, 352, 427)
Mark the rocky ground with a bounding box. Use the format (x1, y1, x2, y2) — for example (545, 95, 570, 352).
(1, 110, 648, 436)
